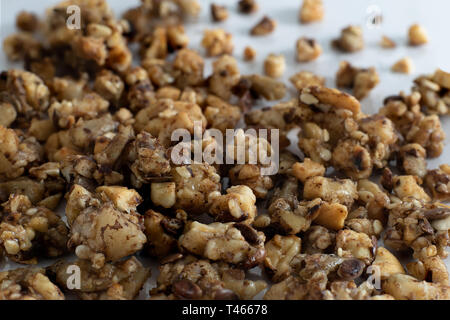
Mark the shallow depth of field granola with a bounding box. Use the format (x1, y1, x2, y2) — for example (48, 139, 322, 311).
(0, 0, 450, 300)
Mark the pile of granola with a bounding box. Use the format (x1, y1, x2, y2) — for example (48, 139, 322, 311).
(0, 0, 449, 300)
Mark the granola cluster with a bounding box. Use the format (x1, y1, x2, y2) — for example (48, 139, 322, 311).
(0, 0, 448, 301)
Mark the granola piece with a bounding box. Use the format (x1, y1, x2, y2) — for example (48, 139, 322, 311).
(299, 0, 324, 23)
(50, 74, 89, 101)
(134, 99, 206, 147)
(243, 46, 256, 61)
(304, 176, 358, 208)
(238, 0, 258, 14)
(298, 122, 332, 164)
(244, 75, 286, 100)
(380, 35, 396, 48)
(48, 257, 150, 300)
(264, 54, 285, 78)
(16, 11, 39, 32)
(209, 55, 240, 100)
(333, 25, 364, 53)
(250, 16, 276, 36)
(336, 229, 374, 265)
(380, 92, 445, 157)
(425, 165, 450, 201)
(345, 217, 383, 237)
(144, 209, 185, 258)
(228, 165, 274, 199)
(208, 185, 257, 223)
(299, 86, 361, 116)
(93, 69, 124, 104)
(0, 69, 50, 117)
(264, 235, 301, 282)
(2, 32, 41, 62)
(332, 139, 373, 179)
(399, 144, 427, 178)
(142, 58, 175, 88)
(201, 29, 234, 57)
(48, 93, 110, 129)
(413, 70, 450, 115)
(67, 185, 146, 268)
(128, 131, 171, 187)
(291, 158, 325, 183)
(371, 247, 405, 280)
(172, 49, 204, 87)
(392, 57, 415, 74)
(140, 27, 168, 60)
(296, 37, 322, 62)
(151, 255, 266, 300)
(0, 267, 64, 300)
(0, 194, 68, 264)
(268, 178, 322, 234)
(172, 164, 221, 215)
(204, 95, 241, 132)
(392, 175, 431, 202)
(0, 102, 17, 127)
(336, 61, 379, 100)
(406, 256, 449, 285)
(303, 226, 335, 254)
(211, 4, 229, 22)
(384, 201, 450, 259)
(357, 179, 390, 222)
(179, 222, 265, 268)
(383, 274, 450, 300)
(432, 69, 450, 89)
(289, 71, 325, 91)
(314, 203, 348, 231)
(408, 24, 429, 46)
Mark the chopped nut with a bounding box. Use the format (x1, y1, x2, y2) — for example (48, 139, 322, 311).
(201, 29, 234, 56)
(238, 0, 258, 14)
(250, 16, 276, 36)
(392, 57, 415, 74)
(243, 46, 256, 61)
(409, 24, 429, 46)
(264, 54, 286, 78)
(290, 71, 325, 91)
(296, 37, 322, 62)
(16, 11, 39, 32)
(336, 61, 380, 100)
(264, 235, 302, 282)
(299, 0, 324, 23)
(211, 4, 229, 22)
(380, 35, 396, 48)
(333, 25, 364, 53)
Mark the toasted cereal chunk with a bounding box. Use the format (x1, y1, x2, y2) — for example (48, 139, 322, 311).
(392, 57, 415, 74)
(299, 0, 324, 23)
(264, 54, 286, 78)
(296, 37, 322, 62)
(201, 29, 234, 57)
(408, 24, 429, 46)
(250, 16, 276, 36)
(333, 25, 364, 53)
(211, 4, 229, 22)
(0, 267, 64, 300)
(380, 35, 396, 49)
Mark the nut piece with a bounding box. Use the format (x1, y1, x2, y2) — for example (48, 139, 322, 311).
(209, 185, 257, 223)
(245, 74, 287, 100)
(296, 37, 322, 62)
(243, 46, 256, 61)
(408, 24, 429, 46)
(201, 29, 234, 57)
(392, 175, 431, 202)
(380, 35, 396, 49)
(303, 176, 358, 208)
(250, 16, 276, 36)
(151, 182, 176, 209)
(238, 0, 258, 14)
(264, 235, 302, 282)
(299, 0, 324, 24)
(371, 247, 405, 280)
(0, 267, 64, 300)
(211, 4, 229, 22)
(425, 165, 450, 201)
(407, 256, 449, 285)
(290, 71, 325, 91)
(16, 11, 39, 32)
(333, 25, 364, 53)
(392, 57, 415, 74)
(336, 229, 374, 265)
(383, 274, 450, 300)
(264, 54, 286, 78)
(291, 158, 325, 183)
(336, 61, 380, 100)
(300, 86, 361, 116)
(314, 202, 348, 231)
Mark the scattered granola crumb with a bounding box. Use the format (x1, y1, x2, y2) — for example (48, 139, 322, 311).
(299, 0, 324, 23)
(333, 25, 364, 52)
(409, 24, 429, 46)
(380, 35, 396, 49)
(211, 4, 229, 22)
(243, 46, 257, 61)
(296, 37, 322, 62)
(392, 57, 415, 74)
(250, 16, 277, 36)
(264, 54, 286, 78)
(238, 0, 258, 14)
(201, 29, 234, 56)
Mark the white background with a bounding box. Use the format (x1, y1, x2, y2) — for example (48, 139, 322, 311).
(0, 0, 450, 299)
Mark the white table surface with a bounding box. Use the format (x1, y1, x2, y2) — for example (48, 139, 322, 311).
(1, 0, 450, 299)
